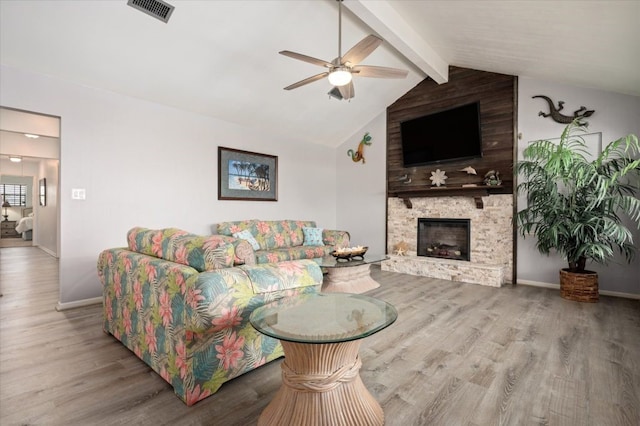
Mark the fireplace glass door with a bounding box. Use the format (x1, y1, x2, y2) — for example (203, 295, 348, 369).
(417, 218, 470, 261)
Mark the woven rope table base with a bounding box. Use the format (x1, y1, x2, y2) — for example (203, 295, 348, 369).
(258, 340, 383, 426)
(321, 263, 381, 294)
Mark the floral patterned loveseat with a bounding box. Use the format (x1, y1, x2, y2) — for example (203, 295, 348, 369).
(97, 227, 322, 406)
(216, 219, 350, 264)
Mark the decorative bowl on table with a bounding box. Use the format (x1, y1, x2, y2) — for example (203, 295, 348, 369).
(330, 246, 368, 261)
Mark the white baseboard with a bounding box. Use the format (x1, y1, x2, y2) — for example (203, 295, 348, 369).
(56, 296, 102, 311)
(517, 279, 640, 300)
(517, 279, 559, 289)
(600, 289, 640, 300)
(35, 244, 58, 258)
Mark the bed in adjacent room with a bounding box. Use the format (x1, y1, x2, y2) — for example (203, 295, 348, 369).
(15, 207, 33, 240)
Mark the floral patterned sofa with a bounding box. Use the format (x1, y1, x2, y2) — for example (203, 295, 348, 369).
(216, 219, 350, 264)
(97, 227, 322, 406)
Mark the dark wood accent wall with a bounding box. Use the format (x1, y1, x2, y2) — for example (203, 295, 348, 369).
(387, 67, 516, 197)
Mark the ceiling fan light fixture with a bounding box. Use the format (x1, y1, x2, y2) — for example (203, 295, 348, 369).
(9, 156, 22, 162)
(279, 0, 405, 99)
(328, 68, 352, 86)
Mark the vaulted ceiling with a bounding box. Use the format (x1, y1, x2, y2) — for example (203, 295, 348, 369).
(1, 1, 638, 147)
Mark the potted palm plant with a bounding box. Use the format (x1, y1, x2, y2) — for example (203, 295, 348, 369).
(517, 120, 640, 302)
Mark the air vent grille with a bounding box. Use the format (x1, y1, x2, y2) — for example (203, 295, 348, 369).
(127, 0, 174, 23)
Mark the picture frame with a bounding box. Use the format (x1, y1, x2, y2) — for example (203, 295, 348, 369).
(526, 132, 602, 159)
(39, 178, 46, 206)
(218, 147, 278, 201)
(544, 131, 602, 159)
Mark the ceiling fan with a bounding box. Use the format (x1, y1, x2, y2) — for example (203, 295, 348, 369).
(279, 0, 408, 101)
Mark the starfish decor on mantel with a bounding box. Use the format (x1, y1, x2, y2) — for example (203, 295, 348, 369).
(429, 169, 448, 187)
(393, 241, 408, 256)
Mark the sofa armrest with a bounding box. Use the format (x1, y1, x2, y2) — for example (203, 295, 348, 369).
(229, 238, 256, 265)
(322, 229, 350, 249)
(99, 247, 200, 340)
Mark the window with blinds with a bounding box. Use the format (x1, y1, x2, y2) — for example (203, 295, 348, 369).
(1, 184, 27, 207)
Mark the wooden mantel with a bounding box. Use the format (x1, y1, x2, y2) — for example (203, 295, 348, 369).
(396, 185, 504, 209)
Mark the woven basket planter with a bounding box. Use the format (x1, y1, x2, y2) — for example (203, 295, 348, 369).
(559, 269, 599, 302)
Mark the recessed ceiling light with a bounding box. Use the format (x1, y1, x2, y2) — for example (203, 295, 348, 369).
(9, 156, 22, 162)
(24, 134, 39, 139)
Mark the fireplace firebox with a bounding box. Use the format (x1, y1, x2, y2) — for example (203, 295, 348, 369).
(417, 218, 470, 261)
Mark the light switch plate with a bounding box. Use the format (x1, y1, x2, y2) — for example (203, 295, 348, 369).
(71, 188, 86, 200)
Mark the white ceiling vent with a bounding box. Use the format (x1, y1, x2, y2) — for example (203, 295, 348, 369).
(127, 0, 174, 23)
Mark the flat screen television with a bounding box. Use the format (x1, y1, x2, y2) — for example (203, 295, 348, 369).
(400, 102, 482, 167)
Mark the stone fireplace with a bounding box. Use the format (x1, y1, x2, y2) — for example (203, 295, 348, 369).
(383, 195, 513, 287)
(418, 218, 471, 261)
(383, 67, 516, 287)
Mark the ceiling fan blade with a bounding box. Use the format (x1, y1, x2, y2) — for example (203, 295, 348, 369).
(352, 65, 408, 79)
(341, 35, 383, 66)
(338, 81, 355, 100)
(279, 51, 333, 68)
(283, 72, 329, 90)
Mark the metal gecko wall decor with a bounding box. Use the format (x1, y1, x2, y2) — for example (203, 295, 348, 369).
(347, 132, 372, 164)
(532, 95, 595, 126)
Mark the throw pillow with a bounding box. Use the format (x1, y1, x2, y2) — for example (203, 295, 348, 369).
(233, 229, 260, 250)
(302, 227, 324, 246)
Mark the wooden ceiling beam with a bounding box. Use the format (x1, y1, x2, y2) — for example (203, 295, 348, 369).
(343, 0, 449, 84)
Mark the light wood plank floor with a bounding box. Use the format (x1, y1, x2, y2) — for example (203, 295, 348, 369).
(0, 237, 32, 248)
(1, 246, 639, 425)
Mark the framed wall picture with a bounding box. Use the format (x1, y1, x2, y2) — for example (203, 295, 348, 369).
(218, 147, 278, 201)
(39, 178, 46, 206)
(524, 132, 602, 208)
(526, 132, 602, 160)
(545, 131, 602, 159)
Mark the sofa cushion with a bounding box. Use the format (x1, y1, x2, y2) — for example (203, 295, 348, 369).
(240, 260, 323, 294)
(127, 227, 235, 271)
(302, 227, 324, 246)
(254, 246, 332, 264)
(232, 229, 260, 250)
(254, 221, 284, 250)
(217, 219, 258, 237)
(254, 220, 314, 250)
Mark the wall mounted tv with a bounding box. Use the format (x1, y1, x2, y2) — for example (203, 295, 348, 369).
(400, 102, 482, 168)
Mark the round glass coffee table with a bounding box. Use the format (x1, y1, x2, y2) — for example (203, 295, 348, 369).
(318, 253, 388, 293)
(250, 292, 398, 426)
